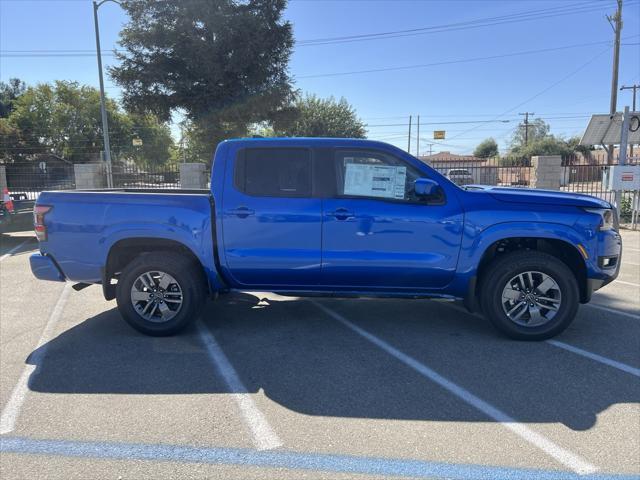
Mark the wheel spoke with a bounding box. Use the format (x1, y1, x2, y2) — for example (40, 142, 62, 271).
(151, 302, 161, 318)
(536, 298, 560, 311)
(502, 288, 521, 301)
(158, 273, 172, 290)
(157, 302, 170, 318)
(536, 276, 556, 294)
(130, 270, 183, 323)
(527, 305, 545, 325)
(131, 291, 149, 302)
(506, 301, 526, 316)
(527, 271, 534, 290)
(139, 274, 153, 290)
(141, 300, 155, 316)
(501, 270, 561, 328)
(163, 297, 182, 304)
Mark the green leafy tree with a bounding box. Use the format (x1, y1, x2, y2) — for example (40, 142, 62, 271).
(110, 0, 295, 156)
(509, 118, 550, 152)
(511, 136, 576, 159)
(1, 81, 172, 165)
(473, 138, 499, 158)
(0, 78, 26, 118)
(273, 95, 366, 138)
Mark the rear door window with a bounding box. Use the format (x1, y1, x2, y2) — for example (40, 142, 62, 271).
(235, 148, 312, 197)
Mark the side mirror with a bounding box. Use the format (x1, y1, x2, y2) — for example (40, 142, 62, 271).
(414, 178, 439, 197)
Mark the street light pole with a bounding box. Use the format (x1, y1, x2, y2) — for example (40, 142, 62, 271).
(93, 0, 120, 188)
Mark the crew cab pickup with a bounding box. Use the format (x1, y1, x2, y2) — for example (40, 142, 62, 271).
(30, 138, 622, 340)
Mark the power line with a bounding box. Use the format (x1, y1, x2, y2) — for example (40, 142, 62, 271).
(296, 38, 637, 79)
(446, 45, 612, 142)
(296, 1, 616, 47)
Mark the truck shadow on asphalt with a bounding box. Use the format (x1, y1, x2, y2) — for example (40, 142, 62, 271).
(26, 292, 640, 432)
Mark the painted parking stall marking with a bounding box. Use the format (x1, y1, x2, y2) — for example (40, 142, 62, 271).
(196, 320, 282, 451)
(0, 283, 71, 435)
(546, 340, 640, 378)
(3, 436, 637, 480)
(312, 301, 598, 475)
(0, 238, 34, 263)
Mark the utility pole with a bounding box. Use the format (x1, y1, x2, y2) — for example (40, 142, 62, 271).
(93, 0, 121, 188)
(607, 0, 623, 162)
(620, 84, 638, 158)
(518, 112, 535, 146)
(416, 115, 420, 157)
(427, 143, 433, 156)
(407, 115, 412, 153)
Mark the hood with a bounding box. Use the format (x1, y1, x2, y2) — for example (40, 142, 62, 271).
(463, 185, 611, 209)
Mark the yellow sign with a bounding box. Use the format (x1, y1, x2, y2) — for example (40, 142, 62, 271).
(433, 130, 445, 140)
(132, 138, 143, 146)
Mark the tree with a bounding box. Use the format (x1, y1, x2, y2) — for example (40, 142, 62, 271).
(473, 138, 499, 158)
(1, 81, 173, 165)
(110, 0, 295, 155)
(511, 136, 576, 159)
(273, 95, 366, 138)
(509, 118, 550, 151)
(0, 78, 26, 118)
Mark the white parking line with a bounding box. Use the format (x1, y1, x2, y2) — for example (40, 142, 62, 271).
(614, 279, 640, 287)
(622, 261, 640, 266)
(0, 283, 71, 435)
(0, 238, 33, 263)
(196, 320, 282, 451)
(546, 340, 640, 378)
(312, 302, 598, 475)
(586, 303, 640, 320)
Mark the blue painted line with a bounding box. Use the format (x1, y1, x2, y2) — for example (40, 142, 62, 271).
(1, 436, 637, 480)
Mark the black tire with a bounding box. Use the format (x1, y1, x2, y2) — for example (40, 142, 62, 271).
(116, 251, 206, 336)
(479, 251, 580, 341)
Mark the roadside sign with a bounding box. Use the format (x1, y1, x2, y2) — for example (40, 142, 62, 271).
(433, 130, 445, 140)
(132, 138, 143, 146)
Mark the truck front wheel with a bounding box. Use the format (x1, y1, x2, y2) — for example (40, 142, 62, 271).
(480, 251, 580, 340)
(116, 252, 206, 336)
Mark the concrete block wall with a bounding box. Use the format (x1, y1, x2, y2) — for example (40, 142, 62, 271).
(531, 155, 563, 190)
(180, 163, 208, 189)
(74, 163, 106, 189)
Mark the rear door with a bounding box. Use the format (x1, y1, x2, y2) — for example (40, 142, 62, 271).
(320, 148, 463, 290)
(221, 147, 322, 287)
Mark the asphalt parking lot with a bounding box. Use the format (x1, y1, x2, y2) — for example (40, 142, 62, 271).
(0, 229, 639, 479)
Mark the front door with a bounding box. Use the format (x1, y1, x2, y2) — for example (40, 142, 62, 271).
(320, 148, 463, 290)
(222, 147, 322, 287)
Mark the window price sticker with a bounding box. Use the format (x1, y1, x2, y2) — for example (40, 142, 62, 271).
(344, 163, 406, 199)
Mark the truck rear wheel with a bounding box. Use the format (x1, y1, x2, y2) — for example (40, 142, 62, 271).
(480, 251, 579, 340)
(116, 252, 206, 336)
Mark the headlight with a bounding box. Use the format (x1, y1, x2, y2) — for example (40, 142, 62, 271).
(584, 208, 615, 231)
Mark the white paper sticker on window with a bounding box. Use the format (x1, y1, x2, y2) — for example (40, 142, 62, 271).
(343, 163, 406, 199)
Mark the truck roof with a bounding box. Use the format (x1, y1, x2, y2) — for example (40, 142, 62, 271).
(221, 137, 400, 150)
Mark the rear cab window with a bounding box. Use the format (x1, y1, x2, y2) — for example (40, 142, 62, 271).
(235, 148, 312, 197)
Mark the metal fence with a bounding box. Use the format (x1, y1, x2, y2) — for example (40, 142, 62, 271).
(1, 161, 75, 200)
(561, 154, 639, 223)
(112, 163, 182, 189)
(427, 157, 531, 188)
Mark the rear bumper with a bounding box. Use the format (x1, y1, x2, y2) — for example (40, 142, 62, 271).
(30, 254, 66, 282)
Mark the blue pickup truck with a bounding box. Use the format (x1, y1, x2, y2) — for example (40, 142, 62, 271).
(30, 138, 622, 340)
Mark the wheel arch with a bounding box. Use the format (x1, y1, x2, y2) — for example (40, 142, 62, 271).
(103, 237, 210, 301)
(473, 236, 588, 305)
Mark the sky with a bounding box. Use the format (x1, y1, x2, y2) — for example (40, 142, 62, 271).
(1, 0, 639, 155)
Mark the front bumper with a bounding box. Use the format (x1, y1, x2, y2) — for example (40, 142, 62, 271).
(583, 231, 622, 301)
(30, 254, 66, 282)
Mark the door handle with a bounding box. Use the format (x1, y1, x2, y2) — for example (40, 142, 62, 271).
(228, 206, 255, 218)
(330, 208, 353, 220)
